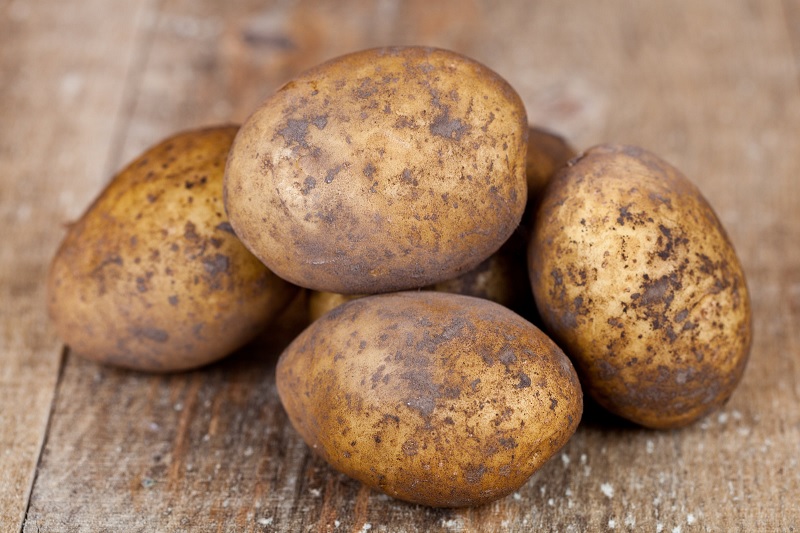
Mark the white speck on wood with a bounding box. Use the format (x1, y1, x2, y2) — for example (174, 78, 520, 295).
(601, 483, 614, 498)
(687, 514, 696, 525)
(646, 440, 654, 454)
(608, 518, 616, 529)
(257, 517, 273, 526)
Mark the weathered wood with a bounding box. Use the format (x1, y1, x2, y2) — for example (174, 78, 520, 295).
(9, 0, 800, 531)
(0, 0, 153, 528)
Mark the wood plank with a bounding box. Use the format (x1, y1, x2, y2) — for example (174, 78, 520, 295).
(0, 0, 154, 529)
(19, 0, 800, 531)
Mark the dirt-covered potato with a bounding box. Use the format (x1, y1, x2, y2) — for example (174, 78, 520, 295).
(225, 46, 528, 294)
(277, 292, 582, 507)
(308, 291, 363, 322)
(529, 144, 752, 429)
(525, 126, 577, 204)
(47, 126, 297, 372)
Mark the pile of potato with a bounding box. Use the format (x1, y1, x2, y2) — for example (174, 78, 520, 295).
(47, 46, 751, 507)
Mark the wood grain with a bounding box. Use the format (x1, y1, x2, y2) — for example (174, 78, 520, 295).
(0, 0, 153, 528)
(6, 0, 800, 531)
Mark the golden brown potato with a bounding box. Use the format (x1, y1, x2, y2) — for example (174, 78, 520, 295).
(225, 46, 528, 294)
(47, 126, 297, 372)
(277, 292, 583, 507)
(529, 144, 752, 429)
(308, 291, 363, 322)
(525, 126, 577, 203)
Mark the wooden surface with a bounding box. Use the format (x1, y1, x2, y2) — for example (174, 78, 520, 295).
(2, 0, 799, 531)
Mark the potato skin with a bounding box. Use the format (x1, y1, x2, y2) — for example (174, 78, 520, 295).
(525, 126, 576, 203)
(308, 291, 363, 322)
(529, 144, 752, 429)
(225, 46, 528, 294)
(47, 126, 297, 372)
(277, 292, 582, 507)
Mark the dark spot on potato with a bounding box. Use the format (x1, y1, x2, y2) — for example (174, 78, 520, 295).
(301, 176, 317, 195)
(363, 163, 376, 178)
(136, 277, 148, 293)
(130, 326, 169, 343)
(464, 464, 487, 484)
(202, 254, 229, 276)
(168, 295, 179, 306)
(402, 439, 418, 456)
(640, 278, 669, 306)
(324, 165, 343, 184)
(617, 205, 633, 225)
(429, 106, 469, 141)
(498, 437, 517, 450)
(354, 78, 378, 99)
(311, 115, 328, 129)
(517, 373, 531, 388)
(549, 397, 558, 410)
(498, 347, 517, 367)
(277, 118, 310, 148)
(415, 316, 470, 353)
(665, 326, 678, 343)
(401, 168, 419, 186)
(406, 396, 436, 417)
(184, 221, 200, 242)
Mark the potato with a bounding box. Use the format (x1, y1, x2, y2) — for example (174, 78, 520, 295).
(524, 126, 577, 204)
(47, 126, 297, 372)
(225, 46, 528, 294)
(529, 144, 752, 429)
(308, 291, 362, 322)
(277, 291, 583, 507)
(304, 127, 573, 322)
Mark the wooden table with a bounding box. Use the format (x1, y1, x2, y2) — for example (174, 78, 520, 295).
(3, 1, 799, 531)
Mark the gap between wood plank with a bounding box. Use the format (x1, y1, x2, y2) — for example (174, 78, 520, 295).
(19, 347, 67, 533)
